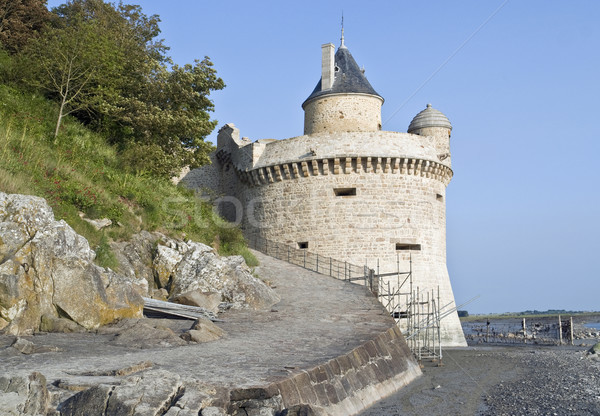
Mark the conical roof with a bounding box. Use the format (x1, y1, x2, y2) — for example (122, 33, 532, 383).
(302, 45, 382, 107)
(408, 104, 452, 133)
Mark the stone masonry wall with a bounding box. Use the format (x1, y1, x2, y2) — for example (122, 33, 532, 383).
(234, 168, 464, 345)
(303, 94, 383, 135)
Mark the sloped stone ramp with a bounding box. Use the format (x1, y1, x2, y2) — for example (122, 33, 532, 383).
(0, 250, 421, 415)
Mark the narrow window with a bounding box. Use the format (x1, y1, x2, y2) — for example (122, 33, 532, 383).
(334, 187, 356, 197)
(297, 241, 309, 249)
(436, 193, 443, 202)
(395, 243, 421, 251)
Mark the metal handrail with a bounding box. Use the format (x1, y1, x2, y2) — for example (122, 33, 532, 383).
(248, 234, 377, 293)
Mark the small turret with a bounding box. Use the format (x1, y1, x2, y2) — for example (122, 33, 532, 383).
(302, 41, 384, 135)
(408, 103, 452, 165)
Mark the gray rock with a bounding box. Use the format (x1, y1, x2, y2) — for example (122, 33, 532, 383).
(0, 192, 143, 335)
(60, 370, 184, 416)
(171, 243, 279, 310)
(228, 393, 284, 416)
(0, 372, 49, 415)
(11, 337, 35, 354)
(588, 342, 600, 360)
(172, 290, 221, 313)
(104, 318, 188, 348)
(58, 385, 114, 416)
(162, 379, 215, 416)
(154, 244, 183, 289)
(183, 318, 225, 343)
(110, 231, 161, 296)
(81, 216, 112, 231)
(39, 314, 84, 333)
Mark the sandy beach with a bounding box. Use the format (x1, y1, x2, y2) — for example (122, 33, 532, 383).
(358, 344, 600, 416)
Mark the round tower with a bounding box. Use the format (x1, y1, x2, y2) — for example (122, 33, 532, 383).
(302, 41, 384, 135)
(197, 39, 467, 347)
(408, 103, 452, 166)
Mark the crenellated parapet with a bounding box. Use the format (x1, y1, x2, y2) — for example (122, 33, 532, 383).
(221, 153, 453, 188)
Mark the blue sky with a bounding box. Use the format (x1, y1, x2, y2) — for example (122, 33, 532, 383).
(48, 1, 600, 314)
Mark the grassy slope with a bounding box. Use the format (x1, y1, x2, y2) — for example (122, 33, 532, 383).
(0, 84, 257, 267)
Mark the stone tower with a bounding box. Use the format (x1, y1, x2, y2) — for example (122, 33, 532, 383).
(302, 41, 383, 134)
(183, 39, 467, 347)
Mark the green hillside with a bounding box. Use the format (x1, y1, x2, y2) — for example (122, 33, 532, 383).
(0, 83, 256, 268)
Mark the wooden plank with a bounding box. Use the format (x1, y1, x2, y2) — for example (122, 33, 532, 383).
(142, 297, 219, 321)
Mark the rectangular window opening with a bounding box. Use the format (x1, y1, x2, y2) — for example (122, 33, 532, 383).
(297, 241, 309, 249)
(436, 193, 443, 202)
(334, 187, 357, 197)
(395, 243, 421, 251)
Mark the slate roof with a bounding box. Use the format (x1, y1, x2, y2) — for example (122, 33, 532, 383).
(302, 46, 383, 108)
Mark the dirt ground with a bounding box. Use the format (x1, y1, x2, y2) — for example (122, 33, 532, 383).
(358, 344, 600, 416)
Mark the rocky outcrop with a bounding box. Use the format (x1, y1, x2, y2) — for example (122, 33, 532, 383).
(162, 242, 279, 310)
(0, 191, 277, 335)
(112, 231, 279, 312)
(0, 192, 143, 335)
(59, 370, 218, 416)
(110, 231, 161, 296)
(0, 372, 50, 416)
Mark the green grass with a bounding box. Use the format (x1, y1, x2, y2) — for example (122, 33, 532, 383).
(0, 84, 257, 268)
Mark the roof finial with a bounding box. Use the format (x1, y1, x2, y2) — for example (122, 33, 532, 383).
(340, 12, 346, 48)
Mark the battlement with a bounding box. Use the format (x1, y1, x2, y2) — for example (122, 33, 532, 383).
(220, 153, 452, 188)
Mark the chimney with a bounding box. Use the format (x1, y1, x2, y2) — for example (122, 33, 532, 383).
(321, 43, 335, 90)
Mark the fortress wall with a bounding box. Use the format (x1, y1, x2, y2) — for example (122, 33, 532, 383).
(234, 168, 464, 346)
(249, 131, 451, 171)
(179, 153, 221, 195)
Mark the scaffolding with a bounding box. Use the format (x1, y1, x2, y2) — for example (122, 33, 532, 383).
(376, 254, 443, 366)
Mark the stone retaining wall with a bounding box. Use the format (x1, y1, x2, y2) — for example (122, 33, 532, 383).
(228, 325, 422, 415)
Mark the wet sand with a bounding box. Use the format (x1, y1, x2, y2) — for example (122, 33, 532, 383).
(359, 344, 600, 416)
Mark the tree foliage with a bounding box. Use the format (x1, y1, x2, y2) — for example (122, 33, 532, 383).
(22, 18, 122, 139)
(0, 0, 52, 53)
(19, 0, 224, 178)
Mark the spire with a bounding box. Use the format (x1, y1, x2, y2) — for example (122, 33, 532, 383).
(340, 13, 346, 48)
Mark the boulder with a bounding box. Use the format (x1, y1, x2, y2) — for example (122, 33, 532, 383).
(110, 230, 160, 296)
(11, 337, 35, 354)
(60, 370, 184, 416)
(172, 290, 221, 313)
(101, 318, 188, 348)
(0, 372, 50, 415)
(170, 243, 279, 310)
(183, 318, 225, 343)
(0, 192, 143, 335)
(39, 314, 84, 333)
(154, 243, 184, 289)
(588, 342, 600, 361)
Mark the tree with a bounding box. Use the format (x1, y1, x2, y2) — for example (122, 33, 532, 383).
(0, 0, 52, 53)
(21, 19, 122, 139)
(114, 57, 224, 174)
(21, 0, 224, 177)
